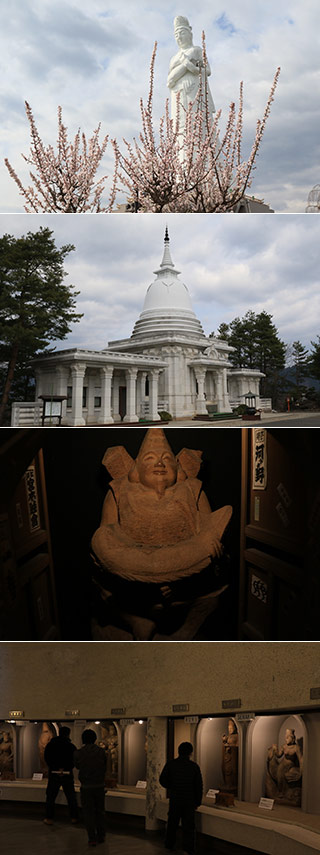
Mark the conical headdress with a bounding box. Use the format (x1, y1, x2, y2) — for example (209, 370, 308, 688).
(174, 15, 192, 33)
(137, 428, 174, 458)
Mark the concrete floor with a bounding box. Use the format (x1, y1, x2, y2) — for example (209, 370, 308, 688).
(0, 816, 266, 855)
(0, 817, 167, 855)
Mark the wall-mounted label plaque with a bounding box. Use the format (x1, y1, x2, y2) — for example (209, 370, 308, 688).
(111, 707, 126, 715)
(236, 712, 256, 722)
(120, 718, 135, 726)
(222, 699, 241, 710)
(184, 716, 199, 724)
(65, 709, 80, 717)
(9, 711, 24, 718)
(310, 688, 320, 699)
(172, 704, 189, 712)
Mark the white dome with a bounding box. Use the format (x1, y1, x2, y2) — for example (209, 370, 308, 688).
(130, 229, 205, 341)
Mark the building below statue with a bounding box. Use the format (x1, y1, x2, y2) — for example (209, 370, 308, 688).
(19, 230, 264, 426)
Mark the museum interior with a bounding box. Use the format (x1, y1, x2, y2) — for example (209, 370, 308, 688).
(0, 427, 319, 642)
(1, 641, 320, 855)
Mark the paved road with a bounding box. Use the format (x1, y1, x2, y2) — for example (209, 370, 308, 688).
(256, 414, 320, 427)
(173, 412, 320, 428)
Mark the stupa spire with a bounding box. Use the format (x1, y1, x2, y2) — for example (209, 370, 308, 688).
(160, 225, 174, 269)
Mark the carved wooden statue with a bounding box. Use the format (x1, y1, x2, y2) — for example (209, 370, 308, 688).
(265, 728, 303, 806)
(221, 719, 239, 794)
(91, 429, 232, 640)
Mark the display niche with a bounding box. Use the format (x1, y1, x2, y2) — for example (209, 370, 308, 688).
(17, 721, 58, 779)
(123, 720, 147, 786)
(83, 720, 120, 784)
(196, 717, 240, 796)
(0, 723, 15, 780)
(244, 714, 305, 809)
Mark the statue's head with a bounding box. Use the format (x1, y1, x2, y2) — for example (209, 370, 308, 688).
(228, 719, 237, 735)
(174, 15, 193, 47)
(134, 429, 178, 492)
(285, 728, 296, 745)
(102, 429, 203, 495)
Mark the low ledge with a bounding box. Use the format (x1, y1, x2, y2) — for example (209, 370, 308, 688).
(156, 798, 320, 855)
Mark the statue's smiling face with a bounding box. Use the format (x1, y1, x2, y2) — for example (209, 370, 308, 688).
(137, 450, 178, 490)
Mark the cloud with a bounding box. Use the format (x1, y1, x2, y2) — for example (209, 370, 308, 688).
(1, 212, 319, 351)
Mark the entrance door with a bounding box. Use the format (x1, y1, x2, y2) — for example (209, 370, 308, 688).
(119, 386, 126, 420)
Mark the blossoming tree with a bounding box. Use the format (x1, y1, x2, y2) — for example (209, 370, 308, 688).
(5, 37, 280, 213)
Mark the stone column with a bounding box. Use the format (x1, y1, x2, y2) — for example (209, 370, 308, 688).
(97, 367, 114, 424)
(194, 369, 207, 415)
(112, 374, 121, 422)
(145, 716, 167, 832)
(149, 370, 161, 422)
(56, 366, 69, 422)
(216, 371, 224, 412)
(138, 371, 147, 419)
(70, 363, 86, 426)
(34, 369, 44, 400)
(222, 368, 232, 413)
(123, 368, 139, 423)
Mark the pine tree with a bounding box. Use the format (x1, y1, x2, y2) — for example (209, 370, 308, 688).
(291, 340, 310, 390)
(0, 227, 82, 423)
(309, 337, 320, 382)
(215, 310, 286, 401)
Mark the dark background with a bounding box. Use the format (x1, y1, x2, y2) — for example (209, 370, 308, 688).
(40, 428, 242, 639)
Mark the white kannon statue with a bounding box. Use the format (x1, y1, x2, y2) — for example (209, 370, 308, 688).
(167, 16, 215, 134)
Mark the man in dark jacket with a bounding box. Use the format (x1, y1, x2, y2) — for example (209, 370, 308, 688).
(74, 728, 107, 847)
(159, 741, 203, 855)
(44, 725, 78, 824)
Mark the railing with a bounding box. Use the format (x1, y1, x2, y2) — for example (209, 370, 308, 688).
(229, 398, 272, 411)
(11, 402, 42, 426)
(140, 399, 169, 417)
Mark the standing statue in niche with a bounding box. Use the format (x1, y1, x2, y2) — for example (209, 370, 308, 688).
(0, 729, 14, 777)
(265, 728, 303, 806)
(221, 719, 239, 794)
(100, 723, 118, 780)
(167, 16, 215, 138)
(91, 429, 232, 641)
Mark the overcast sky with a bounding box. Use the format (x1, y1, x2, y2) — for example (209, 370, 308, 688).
(2, 212, 319, 355)
(0, 0, 319, 213)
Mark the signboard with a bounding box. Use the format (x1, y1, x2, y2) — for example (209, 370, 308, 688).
(206, 789, 219, 799)
(136, 780, 147, 789)
(253, 429, 267, 490)
(32, 773, 43, 781)
(172, 704, 189, 712)
(184, 716, 199, 724)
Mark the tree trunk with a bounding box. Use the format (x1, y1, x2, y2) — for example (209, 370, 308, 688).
(0, 342, 19, 425)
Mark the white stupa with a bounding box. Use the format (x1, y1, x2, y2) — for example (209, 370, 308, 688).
(29, 228, 264, 426)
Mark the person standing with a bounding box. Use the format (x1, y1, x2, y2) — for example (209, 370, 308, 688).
(160, 741, 203, 855)
(43, 725, 78, 824)
(74, 728, 107, 847)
